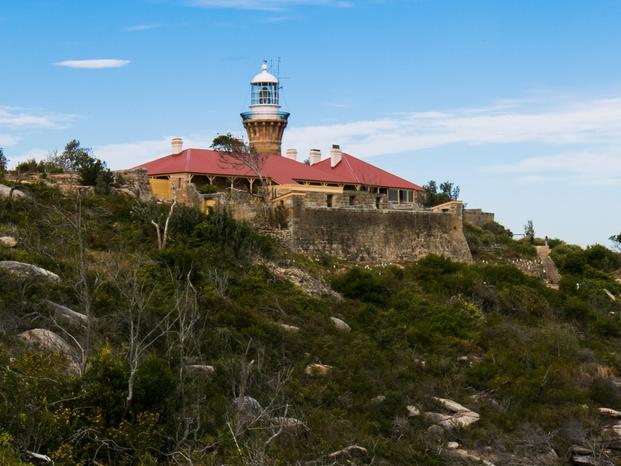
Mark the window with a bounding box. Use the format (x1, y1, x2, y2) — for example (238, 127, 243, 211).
(408, 191, 414, 203)
(400, 190, 408, 203)
(349, 195, 355, 206)
(326, 194, 333, 208)
(388, 189, 398, 202)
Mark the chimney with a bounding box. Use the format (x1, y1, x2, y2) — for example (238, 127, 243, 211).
(171, 137, 183, 155)
(330, 144, 342, 168)
(309, 149, 321, 165)
(286, 148, 298, 161)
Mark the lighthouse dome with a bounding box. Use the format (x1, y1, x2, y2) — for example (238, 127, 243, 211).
(251, 63, 278, 84)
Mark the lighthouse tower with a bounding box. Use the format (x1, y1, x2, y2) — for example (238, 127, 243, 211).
(241, 62, 290, 156)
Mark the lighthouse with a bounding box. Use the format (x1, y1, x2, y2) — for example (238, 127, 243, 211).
(241, 62, 290, 156)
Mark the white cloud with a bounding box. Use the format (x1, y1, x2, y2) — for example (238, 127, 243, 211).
(189, 0, 352, 11)
(54, 59, 131, 69)
(125, 23, 161, 31)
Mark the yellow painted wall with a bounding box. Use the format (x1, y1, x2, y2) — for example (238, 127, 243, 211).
(149, 178, 173, 201)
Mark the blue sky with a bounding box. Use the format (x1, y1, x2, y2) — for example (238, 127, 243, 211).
(1, 0, 620, 246)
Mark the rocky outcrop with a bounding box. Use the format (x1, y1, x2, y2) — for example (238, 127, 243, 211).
(330, 317, 351, 333)
(17, 329, 80, 374)
(424, 397, 480, 430)
(0, 261, 60, 282)
(271, 416, 307, 433)
(261, 260, 341, 299)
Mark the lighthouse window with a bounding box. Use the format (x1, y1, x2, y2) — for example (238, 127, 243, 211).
(259, 86, 271, 104)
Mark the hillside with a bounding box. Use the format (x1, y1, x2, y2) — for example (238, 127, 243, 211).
(1, 183, 621, 465)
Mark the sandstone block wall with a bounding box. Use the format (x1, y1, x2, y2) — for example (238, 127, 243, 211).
(287, 204, 472, 263)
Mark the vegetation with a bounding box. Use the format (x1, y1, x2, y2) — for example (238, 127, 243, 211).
(0, 184, 620, 464)
(0, 147, 7, 175)
(422, 180, 460, 207)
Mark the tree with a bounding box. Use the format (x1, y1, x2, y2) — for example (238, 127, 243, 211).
(524, 220, 535, 243)
(0, 147, 7, 175)
(423, 180, 460, 207)
(50, 140, 114, 192)
(211, 133, 267, 197)
(610, 233, 621, 252)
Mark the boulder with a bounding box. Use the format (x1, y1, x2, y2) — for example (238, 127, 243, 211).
(446, 441, 460, 449)
(426, 424, 444, 437)
(371, 395, 386, 404)
(233, 396, 263, 418)
(328, 445, 368, 459)
(330, 317, 351, 333)
(451, 448, 496, 466)
(305, 363, 332, 376)
(271, 416, 307, 433)
(185, 365, 216, 376)
(0, 236, 17, 248)
(45, 300, 88, 327)
(278, 323, 300, 333)
(598, 407, 621, 418)
(0, 261, 60, 282)
(0, 184, 27, 199)
(406, 405, 421, 417)
(17, 328, 79, 374)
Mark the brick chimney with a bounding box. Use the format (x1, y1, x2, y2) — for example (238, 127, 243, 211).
(330, 144, 342, 167)
(309, 149, 321, 165)
(171, 137, 183, 155)
(286, 148, 298, 161)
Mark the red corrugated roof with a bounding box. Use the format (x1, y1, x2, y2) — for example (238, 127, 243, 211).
(136, 148, 422, 190)
(313, 153, 424, 191)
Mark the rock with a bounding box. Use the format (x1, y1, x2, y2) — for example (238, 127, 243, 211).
(371, 395, 386, 404)
(0, 261, 60, 282)
(185, 365, 216, 376)
(0, 236, 17, 248)
(330, 317, 351, 333)
(535, 448, 560, 465)
(328, 445, 368, 459)
(426, 424, 445, 437)
(113, 187, 137, 198)
(446, 441, 460, 449)
(305, 363, 332, 376)
(406, 405, 421, 417)
(45, 300, 88, 327)
(598, 407, 621, 418)
(278, 323, 300, 333)
(17, 329, 79, 374)
(26, 451, 52, 463)
(271, 416, 307, 433)
(451, 448, 496, 466)
(261, 260, 341, 299)
(233, 396, 263, 417)
(604, 289, 617, 302)
(0, 184, 27, 199)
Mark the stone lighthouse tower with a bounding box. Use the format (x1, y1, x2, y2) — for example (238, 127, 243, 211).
(241, 62, 290, 156)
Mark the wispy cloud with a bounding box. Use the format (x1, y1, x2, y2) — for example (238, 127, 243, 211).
(54, 59, 131, 69)
(188, 0, 352, 11)
(285, 97, 621, 158)
(0, 134, 20, 147)
(125, 23, 161, 32)
(487, 150, 621, 187)
(0, 106, 77, 130)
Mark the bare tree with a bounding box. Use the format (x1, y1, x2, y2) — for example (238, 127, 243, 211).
(211, 134, 268, 198)
(115, 262, 178, 407)
(152, 188, 177, 250)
